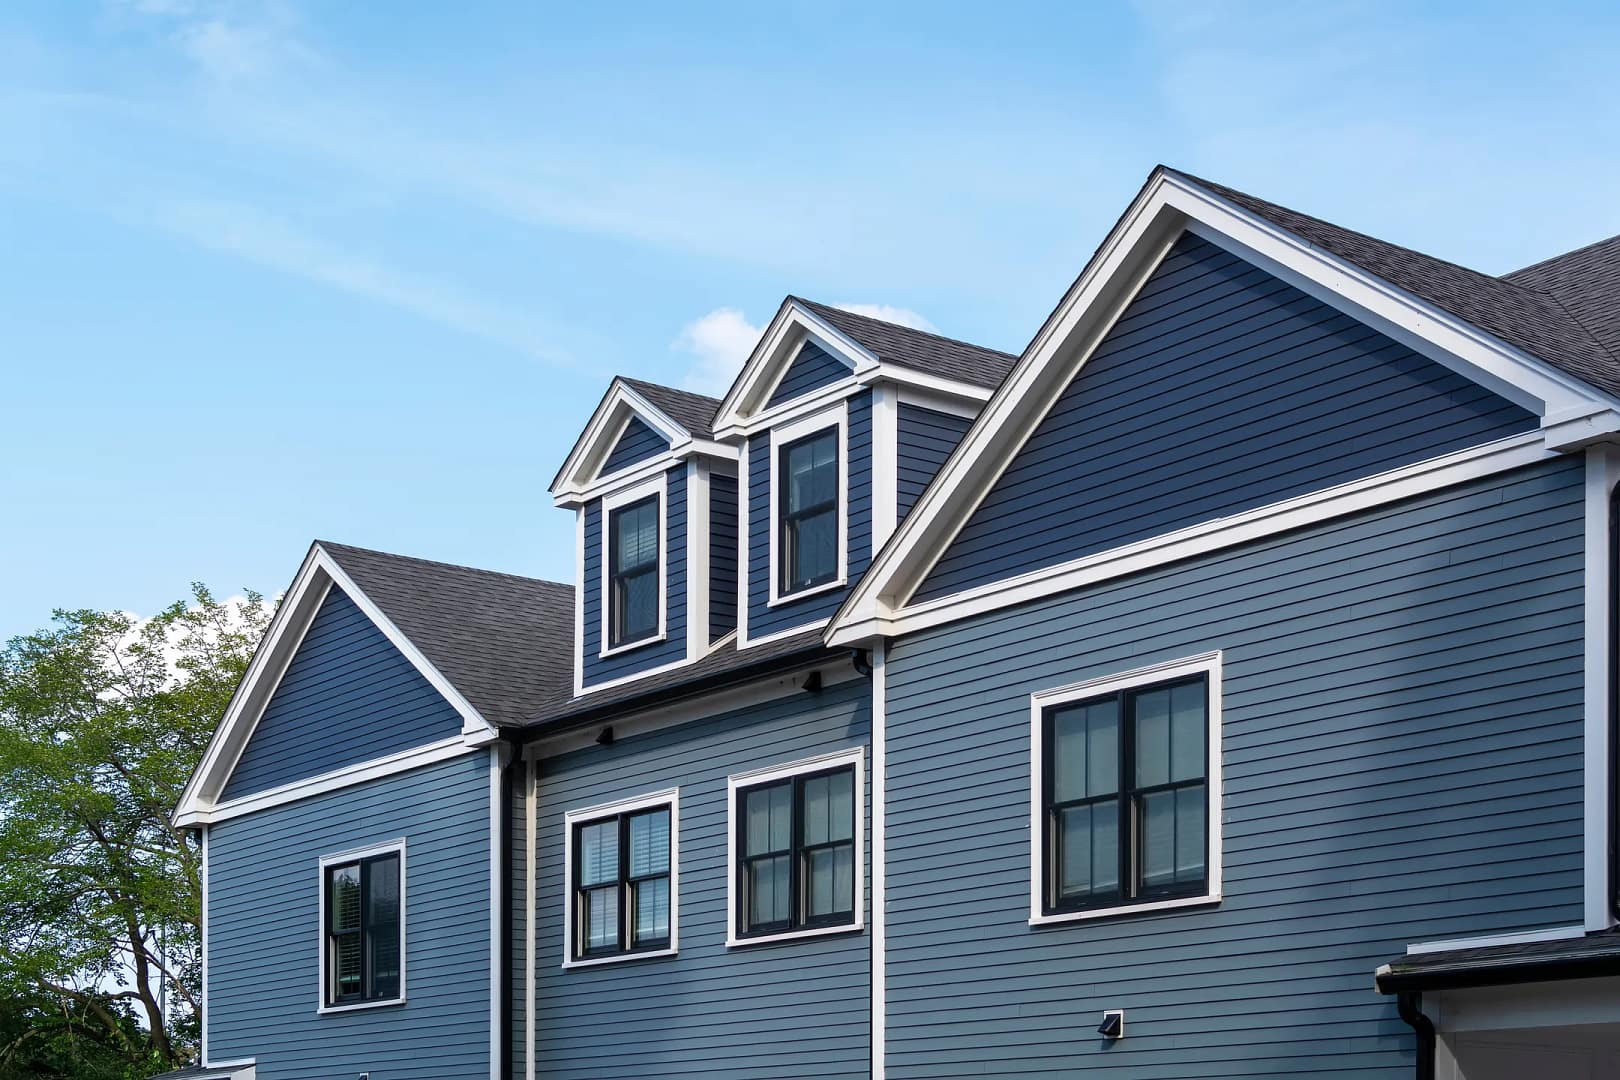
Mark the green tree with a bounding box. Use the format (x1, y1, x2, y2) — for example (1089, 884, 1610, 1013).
(0, 586, 272, 1075)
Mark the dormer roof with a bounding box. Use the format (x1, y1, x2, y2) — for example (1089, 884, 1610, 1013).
(551, 376, 729, 505)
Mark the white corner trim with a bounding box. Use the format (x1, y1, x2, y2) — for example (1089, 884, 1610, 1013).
(1027, 652, 1223, 926)
(827, 432, 1553, 646)
(871, 384, 899, 554)
(1406, 925, 1586, 956)
(1584, 445, 1619, 931)
(737, 437, 751, 646)
(488, 748, 501, 1080)
(598, 472, 670, 658)
(870, 643, 887, 1080)
(767, 402, 850, 607)
(726, 746, 866, 949)
(200, 826, 210, 1064)
(316, 838, 407, 1015)
(824, 167, 1619, 649)
(573, 508, 586, 697)
(523, 759, 536, 1080)
(561, 787, 681, 967)
(190, 736, 475, 825)
(688, 458, 711, 658)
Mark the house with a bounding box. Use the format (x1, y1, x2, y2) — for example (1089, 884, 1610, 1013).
(172, 167, 1620, 1079)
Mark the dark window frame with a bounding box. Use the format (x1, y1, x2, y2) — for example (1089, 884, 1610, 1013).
(570, 804, 674, 961)
(734, 763, 859, 940)
(1041, 674, 1210, 916)
(777, 427, 841, 597)
(322, 850, 402, 1008)
(606, 493, 660, 649)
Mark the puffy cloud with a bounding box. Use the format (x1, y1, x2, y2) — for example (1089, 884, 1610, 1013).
(673, 307, 761, 396)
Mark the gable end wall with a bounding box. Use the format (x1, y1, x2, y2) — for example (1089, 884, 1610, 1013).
(917, 231, 1540, 601)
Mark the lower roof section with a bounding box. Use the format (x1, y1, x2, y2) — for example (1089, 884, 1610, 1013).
(1378, 930, 1620, 994)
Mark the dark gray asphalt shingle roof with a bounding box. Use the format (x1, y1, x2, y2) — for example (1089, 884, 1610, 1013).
(317, 541, 828, 732)
(619, 377, 720, 440)
(1502, 233, 1620, 372)
(1166, 168, 1620, 398)
(1375, 928, 1620, 993)
(319, 541, 574, 728)
(792, 297, 1018, 389)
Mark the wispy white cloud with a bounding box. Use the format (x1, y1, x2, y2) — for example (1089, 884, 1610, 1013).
(673, 307, 760, 396)
(116, 0, 316, 83)
(831, 303, 937, 333)
(157, 198, 577, 367)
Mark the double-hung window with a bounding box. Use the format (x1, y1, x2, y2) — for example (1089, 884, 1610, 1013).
(730, 750, 864, 944)
(566, 793, 677, 964)
(1034, 654, 1222, 921)
(320, 843, 404, 1009)
(607, 493, 660, 649)
(777, 427, 840, 596)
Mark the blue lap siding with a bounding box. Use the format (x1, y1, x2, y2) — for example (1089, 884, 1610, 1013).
(766, 340, 852, 409)
(896, 404, 972, 521)
(580, 463, 689, 687)
(883, 456, 1585, 1077)
(600, 415, 670, 477)
(209, 751, 493, 1080)
(529, 677, 871, 1079)
(709, 472, 739, 642)
(917, 231, 1539, 602)
(222, 586, 463, 800)
(746, 390, 873, 640)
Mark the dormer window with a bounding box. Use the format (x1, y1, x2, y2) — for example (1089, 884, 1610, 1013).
(780, 429, 839, 594)
(602, 477, 665, 652)
(769, 405, 848, 605)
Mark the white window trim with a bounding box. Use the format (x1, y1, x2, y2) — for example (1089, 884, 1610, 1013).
(1028, 651, 1223, 926)
(726, 747, 866, 948)
(561, 788, 680, 969)
(767, 403, 850, 608)
(598, 473, 669, 658)
(316, 838, 407, 1014)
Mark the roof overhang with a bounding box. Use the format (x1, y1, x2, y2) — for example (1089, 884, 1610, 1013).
(1376, 932, 1620, 994)
(173, 543, 497, 828)
(551, 379, 736, 506)
(826, 166, 1620, 648)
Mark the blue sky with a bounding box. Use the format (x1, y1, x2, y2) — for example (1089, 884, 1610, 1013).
(3, 1, 1618, 639)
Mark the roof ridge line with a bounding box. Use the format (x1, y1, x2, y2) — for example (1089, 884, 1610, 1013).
(1502, 232, 1620, 281)
(316, 540, 571, 590)
(791, 295, 1018, 359)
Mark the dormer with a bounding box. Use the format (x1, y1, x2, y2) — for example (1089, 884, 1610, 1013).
(713, 298, 1015, 648)
(551, 378, 737, 694)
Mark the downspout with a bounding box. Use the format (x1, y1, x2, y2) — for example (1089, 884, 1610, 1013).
(500, 739, 518, 1080)
(1395, 992, 1435, 1080)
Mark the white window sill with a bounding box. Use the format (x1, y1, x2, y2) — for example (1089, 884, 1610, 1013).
(766, 577, 846, 608)
(598, 631, 666, 659)
(1029, 892, 1220, 926)
(562, 947, 677, 970)
(726, 921, 862, 948)
(317, 996, 405, 1015)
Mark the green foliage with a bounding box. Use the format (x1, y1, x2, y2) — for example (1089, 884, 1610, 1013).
(0, 586, 273, 1075)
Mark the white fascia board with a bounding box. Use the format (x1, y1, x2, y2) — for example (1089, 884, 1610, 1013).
(174, 544, 497, 825)
(824, 169, 1619, 646)
(712, 301, 879, 438)
(827, 432, 1554, 646)
(552, 380, 695, 502)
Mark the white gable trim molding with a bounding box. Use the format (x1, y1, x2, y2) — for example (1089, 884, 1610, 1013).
(173, 544, 497, 828)
(712, 298, 993, 441)
(825, 168, 1620, 647)
(552, 378, 736, 506)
